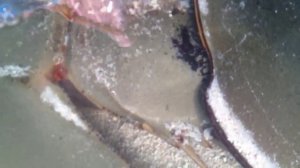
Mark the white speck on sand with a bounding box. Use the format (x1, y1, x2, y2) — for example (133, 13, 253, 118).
(0, 65, 30, 78)
(239, 1, 246, 10)
(198, 0, 209, 16)
(165, 122, 202, 143)
(150, 0, 160, 10)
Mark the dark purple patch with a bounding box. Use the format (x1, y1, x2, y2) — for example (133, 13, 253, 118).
(172, 24, 210, 77)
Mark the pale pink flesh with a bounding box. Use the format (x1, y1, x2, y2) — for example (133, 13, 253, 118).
(60, 0, 131, 47)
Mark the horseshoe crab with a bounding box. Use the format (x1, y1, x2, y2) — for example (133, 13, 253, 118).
(0, 0, 248, 167)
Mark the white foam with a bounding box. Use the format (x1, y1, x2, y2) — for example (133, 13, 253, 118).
(198, 0, 209, 16)
(207, 77, 279, 168)
(40, 86, 88, 131)
(0, 65, 30, 78)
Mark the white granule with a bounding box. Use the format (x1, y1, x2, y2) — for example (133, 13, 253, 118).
(198, 0, 209, 16)
(165, 122, 202, 143)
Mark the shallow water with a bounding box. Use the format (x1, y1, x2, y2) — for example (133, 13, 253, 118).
(0, 79, 127, 168)
(0, 10, 127, 168)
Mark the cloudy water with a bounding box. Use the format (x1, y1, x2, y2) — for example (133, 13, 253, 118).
(0, 6, 127, 168)
(0, 79, 127, 168)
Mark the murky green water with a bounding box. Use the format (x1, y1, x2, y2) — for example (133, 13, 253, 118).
(0, 10, 127, 168)
(0, 79, 127, 168)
